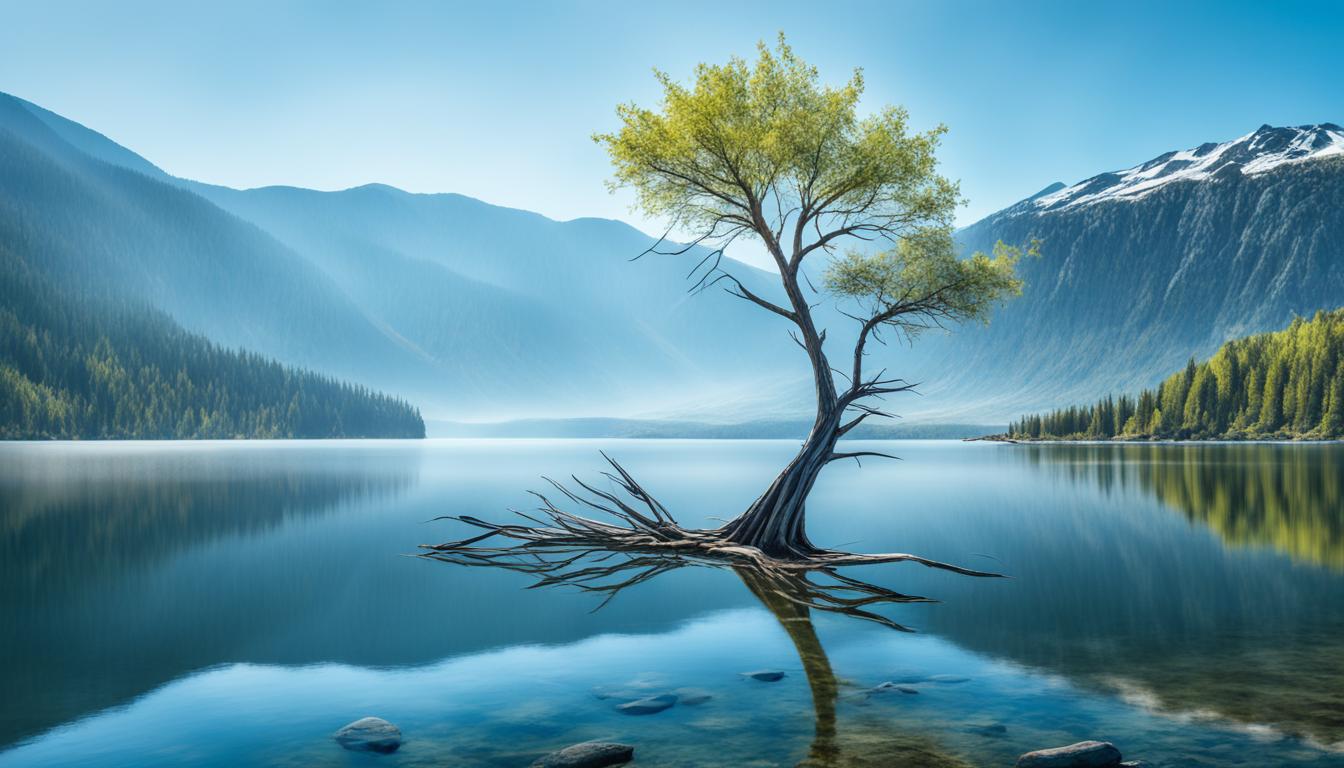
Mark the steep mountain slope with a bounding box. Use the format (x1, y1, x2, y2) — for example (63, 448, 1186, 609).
(183, 182, 803, 419)
(2, 93, 804, 420)
(944, 124, 1344, 418)
(0, 241, 424, 439)
(0, 94, 442, 396)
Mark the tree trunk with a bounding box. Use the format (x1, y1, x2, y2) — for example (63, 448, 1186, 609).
(720, 403, 841, 557)
(715, 240, 845, 557)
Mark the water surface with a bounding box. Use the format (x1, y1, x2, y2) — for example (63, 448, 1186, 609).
(2, 439, 1342, 766)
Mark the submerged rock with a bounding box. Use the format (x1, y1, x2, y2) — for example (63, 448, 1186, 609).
(531, 741, 634, 768)
(333, 717, 402, 753)
(741, 669, 786, 682)
(966, 723, 1008, 737)
(673, 687, 714, 705)
(616, 693, 678, 715)
(1015, 740, 1122, 768)
(870, 682, 920, 695)
(1119, 762, 1153, 767)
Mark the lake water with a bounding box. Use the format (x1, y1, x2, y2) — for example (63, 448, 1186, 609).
(1, 439, 1342, 767)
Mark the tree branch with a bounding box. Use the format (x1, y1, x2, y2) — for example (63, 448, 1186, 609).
(827, 450, 901, 466)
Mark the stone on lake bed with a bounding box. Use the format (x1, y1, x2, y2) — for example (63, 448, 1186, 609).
(333, 716, 401, 753)
(1015, 740, 1123, 768)
(1119, 762, 1153, 767)
(617, 693, 678, 715)
(741, 669, 786, 682)
(967, 723, 1008, 737)
(871, 682, 919, 695)
(673, 687, 714, 705)
(531, 741, 634, 768)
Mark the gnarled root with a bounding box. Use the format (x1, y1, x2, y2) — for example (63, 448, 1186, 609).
(420, 453, 1002, 625)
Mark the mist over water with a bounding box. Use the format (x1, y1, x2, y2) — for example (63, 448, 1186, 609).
(2, 440, 1342, 766)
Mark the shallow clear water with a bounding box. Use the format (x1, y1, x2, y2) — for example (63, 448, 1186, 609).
(1, 439, 1342, 767)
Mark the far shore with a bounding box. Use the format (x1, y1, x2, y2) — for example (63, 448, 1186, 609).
(971, 434, 1344, 445)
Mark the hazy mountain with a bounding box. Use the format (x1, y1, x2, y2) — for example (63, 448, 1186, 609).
(1, 92, 804, 420)
(0, 93, 440, 393)
(180, 182, 805, 419)
(941, 123, 1344, 418)
(0, 240, 424, 440)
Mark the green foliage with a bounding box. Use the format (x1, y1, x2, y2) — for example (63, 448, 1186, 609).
(824, 235, 1032, 337)
(1010, 309, 1344, 441)
(594, 34, 960, 253)
(594, 34, 1028, 398)
(0, 245, 424, 440)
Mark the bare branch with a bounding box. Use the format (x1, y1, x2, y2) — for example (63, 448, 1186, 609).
(827, 450, 901, 466)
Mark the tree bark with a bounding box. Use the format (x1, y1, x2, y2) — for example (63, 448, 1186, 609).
(719, 405, 841, 556)
(718, 242, 843, 557)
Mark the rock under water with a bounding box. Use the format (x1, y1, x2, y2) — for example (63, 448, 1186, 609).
(530, 741, 635, 768)
(616, 693, 678, 715)
(333, 716, 402, 753)
(1015, 740, 1123, 768)
(741, 669, 786, 682)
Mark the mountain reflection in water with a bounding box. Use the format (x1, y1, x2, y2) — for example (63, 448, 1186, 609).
(1, 439, 1342, 767)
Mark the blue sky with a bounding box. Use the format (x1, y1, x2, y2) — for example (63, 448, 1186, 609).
(3, 0, 1341, 267)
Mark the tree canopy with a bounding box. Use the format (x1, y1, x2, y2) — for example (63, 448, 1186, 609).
(597, 34, 1028, 419)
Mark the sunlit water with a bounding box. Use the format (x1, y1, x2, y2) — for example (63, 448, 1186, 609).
(1, 439, 1342, 767)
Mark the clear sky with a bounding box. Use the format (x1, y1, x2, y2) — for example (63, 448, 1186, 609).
(3, 0, 1341, 268)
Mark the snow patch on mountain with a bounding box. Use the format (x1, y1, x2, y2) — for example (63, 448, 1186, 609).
(1031, 123, 1344, 212)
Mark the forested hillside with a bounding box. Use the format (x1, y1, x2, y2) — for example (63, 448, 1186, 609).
(0, 95, 446, 402)
(0, 245, 424, 439)
(1009, 309, 1344, 440)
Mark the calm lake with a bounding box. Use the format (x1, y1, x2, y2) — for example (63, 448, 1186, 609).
(2, 439, 1342, 767)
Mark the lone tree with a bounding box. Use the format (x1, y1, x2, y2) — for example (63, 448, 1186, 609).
(428, 37, 1029, 574)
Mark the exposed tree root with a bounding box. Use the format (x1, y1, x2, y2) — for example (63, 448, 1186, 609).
(421, 453, 1002, 626)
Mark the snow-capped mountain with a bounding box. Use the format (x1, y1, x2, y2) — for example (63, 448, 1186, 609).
(944, 121, 1344, 420)
(1031, 123, 1344, 212)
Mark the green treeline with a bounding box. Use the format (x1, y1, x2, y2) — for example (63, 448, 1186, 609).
(1010, 309, 1344, 441)
(0, 246, 425, 440)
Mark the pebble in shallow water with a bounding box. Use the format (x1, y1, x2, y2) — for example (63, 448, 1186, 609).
(870, 682, 920, 695)
(1015, 740, 1122, 768)
(741, 669, 786, 682)
(333, 716, 402, 753)
(530, 742, 634, 768)
(616, 693, 678, 715)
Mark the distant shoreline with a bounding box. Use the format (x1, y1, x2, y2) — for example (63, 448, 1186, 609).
(429, 418, 1004, 440)
(971, 434, 1344, 445)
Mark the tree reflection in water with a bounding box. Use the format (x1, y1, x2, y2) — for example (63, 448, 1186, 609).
(424, 546, 973, 766)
